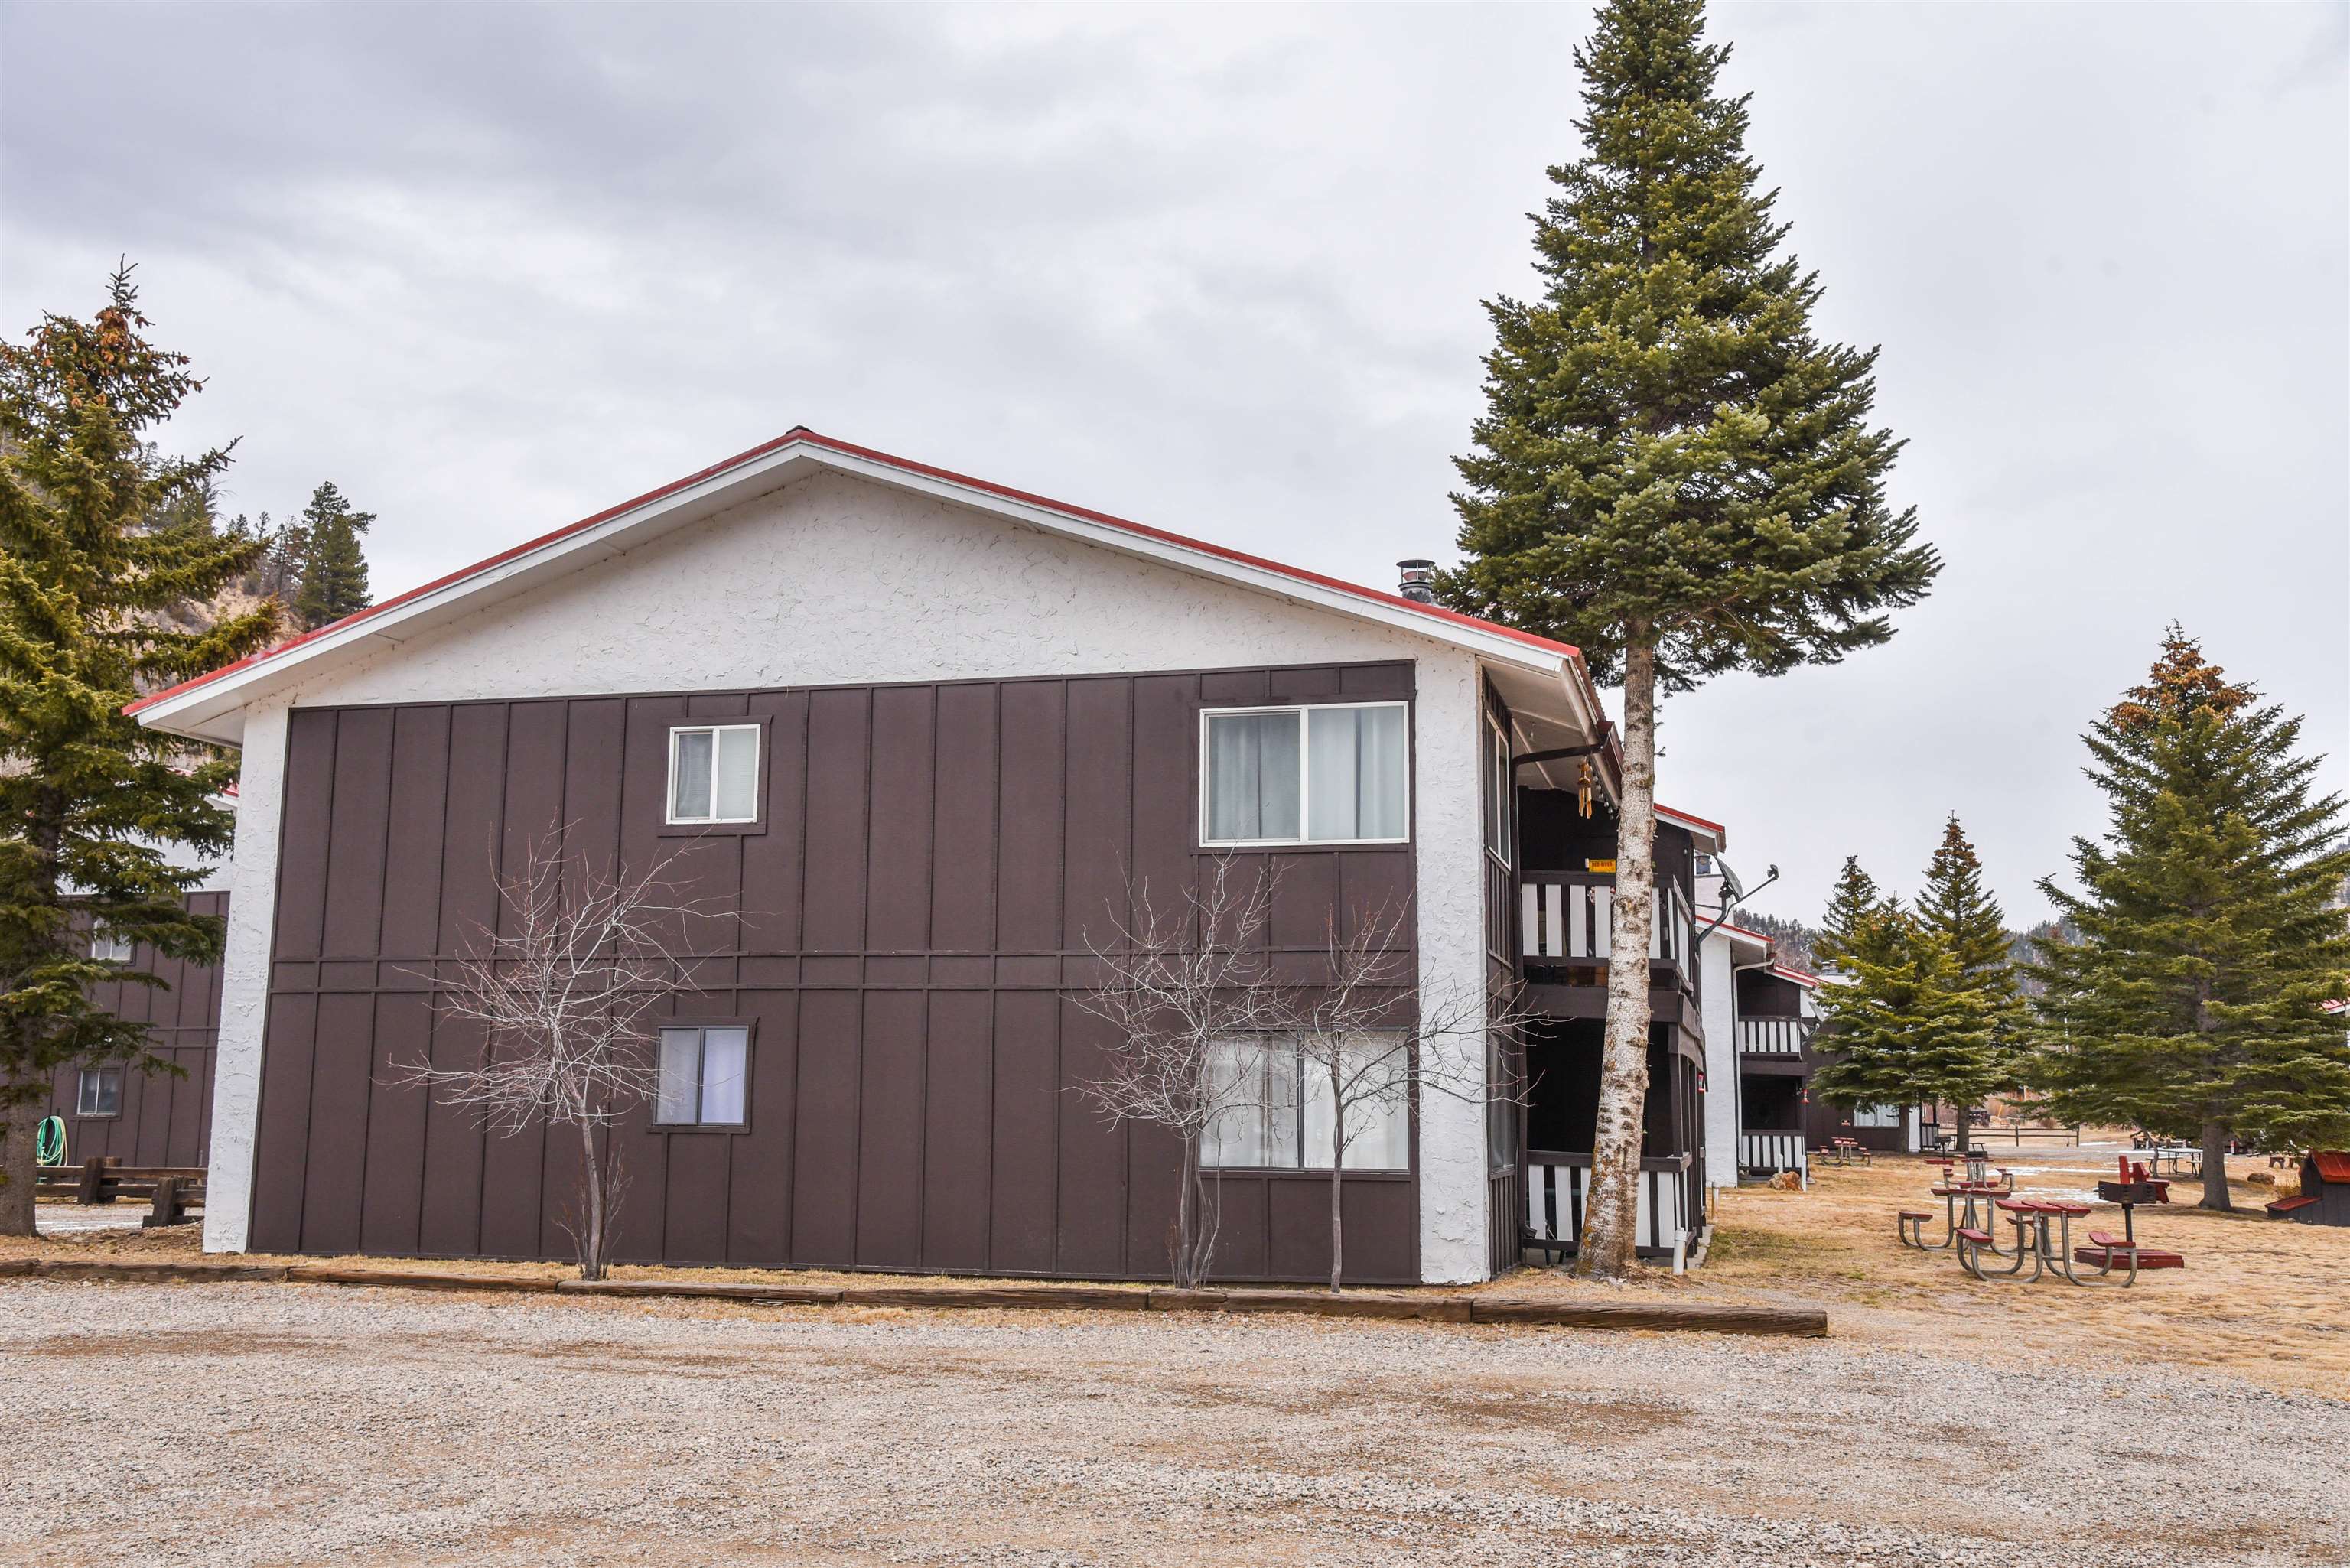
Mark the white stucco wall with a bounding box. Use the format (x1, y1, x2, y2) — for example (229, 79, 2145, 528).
(201, 705, 285, 1254)
(200, 470, 1495, 1280)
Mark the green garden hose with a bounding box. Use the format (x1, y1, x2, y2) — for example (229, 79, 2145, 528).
(35, 1115, 65, 1166)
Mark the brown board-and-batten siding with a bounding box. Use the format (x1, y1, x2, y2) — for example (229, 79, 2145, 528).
(46, 891, 229, 1169)
(249, 662, 1424, 1284)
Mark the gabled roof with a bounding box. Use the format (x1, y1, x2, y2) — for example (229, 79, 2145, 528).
(129, 427, 1613, 746)
(1656, 805, 1726, 853)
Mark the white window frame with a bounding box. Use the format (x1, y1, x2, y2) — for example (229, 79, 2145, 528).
(1482, 711, 1513, 862)
(654, 1024, 751, 1129)
(90, 928, 134, 965)
(1197, 701, 1411, 849)
(76, 1066, 122, 1117)
(1202, 1032, 1412, 1173)
(666, 724, 762, 826)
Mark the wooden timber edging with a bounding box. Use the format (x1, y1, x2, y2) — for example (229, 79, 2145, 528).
(0, 1257, 1828, 1338)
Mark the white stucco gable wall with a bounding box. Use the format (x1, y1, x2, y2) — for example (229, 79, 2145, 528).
(203, 470, 1497, 1280)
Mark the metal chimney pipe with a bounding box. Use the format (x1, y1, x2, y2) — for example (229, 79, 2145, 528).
(1396, 559, 1436, 603)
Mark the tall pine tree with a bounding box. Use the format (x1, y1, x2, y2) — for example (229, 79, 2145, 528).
(1914, 816, 2025, 1127)
(2028, 630, 2350, 1209)
(288, 481, 373, 631)
(1812, 910, 2003, 1154)
(0, 265, 278, 1235)
(1815, 856, 1891, 971)
(1437, 0, 1938, 1276)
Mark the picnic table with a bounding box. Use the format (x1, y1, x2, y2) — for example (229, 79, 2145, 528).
(1898, 1157, 2182, 1286)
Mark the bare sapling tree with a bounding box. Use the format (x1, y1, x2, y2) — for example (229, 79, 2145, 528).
(392, 836, 724, 1280)
(1071, 856, 1291, 1289)
(1297, 906, 1530, 1293)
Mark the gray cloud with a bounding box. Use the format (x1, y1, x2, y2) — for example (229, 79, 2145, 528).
(5, 1, 2342, 927)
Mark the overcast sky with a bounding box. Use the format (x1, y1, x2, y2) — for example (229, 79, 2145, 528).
(5, 2, 2343, 927)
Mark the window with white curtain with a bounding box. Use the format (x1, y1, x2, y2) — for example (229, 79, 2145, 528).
(76, 1066, 122, 1117)
(667, 725, 761, 825)
(1203, 1034, 1409, 1171)
(1851, 1103, 1903, 1128)
(656, 1025, 750, 1127)
(1200, 702, 1407, 846)
(89, 927, 135, 965)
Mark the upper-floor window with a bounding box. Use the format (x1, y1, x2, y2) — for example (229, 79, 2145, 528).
(90, 928, 134, 965)
(667, 724, 760, 825)
(655, 1024, 750, 1127)
(76, 1066, 122, 1117)
(1199, 702, 1408, 847)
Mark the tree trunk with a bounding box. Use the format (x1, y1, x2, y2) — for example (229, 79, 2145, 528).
(1328, 1058, 1346, 1293)
(1576, 633, 1657, 1282)
(576, 1121, 607, 1280)
(2199, 1118, 2232, 1213)
(0, 1082, 38, 1238)
(1173, 1135, 1206, 1287)
(1955, 1105, 1971, 1156)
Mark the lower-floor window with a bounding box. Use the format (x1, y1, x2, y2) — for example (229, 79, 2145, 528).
(1204, 1034, 1410, 1171)
(76, 1067, 122, 1118)
(656, 1026, 750, 1127)
(1850, 1103, 1903, 1128)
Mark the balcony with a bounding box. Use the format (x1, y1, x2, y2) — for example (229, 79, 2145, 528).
(1737, 1016, 1813, 1056)
(1739, 1130, 1807, 1177)
(1518, 873, 1696, 971)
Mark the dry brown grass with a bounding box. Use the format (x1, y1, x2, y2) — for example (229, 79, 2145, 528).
(1483, 1149, 2348, 1398)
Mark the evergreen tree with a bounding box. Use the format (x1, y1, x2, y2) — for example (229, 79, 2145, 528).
(2027, 630, 2350, 1209)
(1913, 817, 2026, 1126)
(1815, 856, 1892, 971)
(1812, 910, 2003, 1154)
(288, 481, 373, 631)
(1437, 0, 1939, 1274)
(0, 265, 278, 1235)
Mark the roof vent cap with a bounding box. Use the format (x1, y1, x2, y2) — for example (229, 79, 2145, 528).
(1397, 559, 1436, 603)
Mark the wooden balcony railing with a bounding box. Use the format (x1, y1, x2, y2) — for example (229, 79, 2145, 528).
(1736, 1017, 1812, 1056)
(1738, 1130, 1806, 1176)
(1522, 1150, 1692, 1255)
(1518, 873, 1695, 971)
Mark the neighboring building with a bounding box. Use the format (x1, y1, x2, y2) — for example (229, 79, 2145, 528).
(45, 830, 233, 1170)
(128, 427, 1684, 1286)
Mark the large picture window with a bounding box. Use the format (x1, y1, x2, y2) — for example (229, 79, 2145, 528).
(656, 1025, 750, 1127)
(1203, 1034, 1410, 1171)
(667, 725, 760, 825)
(1200, 702, 1408, 846)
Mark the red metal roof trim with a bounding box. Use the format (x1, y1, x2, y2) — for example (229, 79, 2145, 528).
(1655, 803, 1727, 836)
(128, 427, 1583, 718)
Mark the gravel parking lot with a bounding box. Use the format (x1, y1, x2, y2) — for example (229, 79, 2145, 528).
(4, 1279, 2340, 1567)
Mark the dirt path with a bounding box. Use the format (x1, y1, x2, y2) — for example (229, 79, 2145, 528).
(5, 1277, 2341, 1566)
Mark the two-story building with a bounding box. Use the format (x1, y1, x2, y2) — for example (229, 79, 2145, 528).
(127, 428, 1747, 1286)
